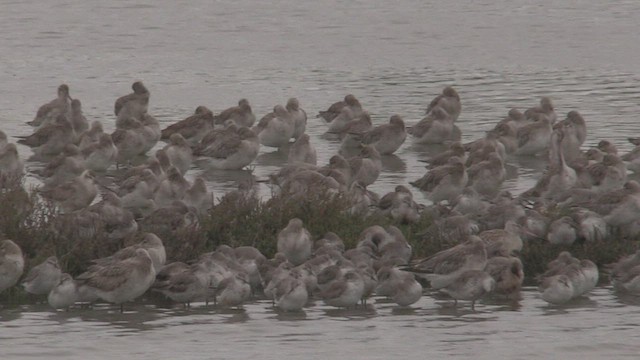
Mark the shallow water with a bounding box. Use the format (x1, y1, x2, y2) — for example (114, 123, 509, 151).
(2, 0, 640, 358)
(2, 287, 640, 360)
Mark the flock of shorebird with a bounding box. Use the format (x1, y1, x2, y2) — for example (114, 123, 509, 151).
(2, 81, 640, 313)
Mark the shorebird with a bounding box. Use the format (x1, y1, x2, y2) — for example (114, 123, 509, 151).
(153, 262, 212, 307)
(82, 133, 118, 172)
(375, 267, 423, 307)
(597, 139, 618, 155)
(153, 262, 189, 292)
(356, 264, 377, 305)
(254, 105, 295, 149)
(405, 236, 487, 290)
(213, 99, 256, 128)
(584, 154, 626, 193)
(348, 145, 382, 187)
(464, 137, 505, 167)
(345, 181, 378, 215)
(466, 151, 506, 197)
(440, 269, 495, 310)
(476, 191, 526, 230)
(497, 108, 529, 132)
(358, 115, 407, 155)
(425, 86, 462, 122)
(568, 180, 640, 218)
(29, 84, 72, 128)
(217, 272, 252, 308)
(114, 81, 150, 121)
(317, 94, 363, 123)
(234, 246, 267, 293)
(0, 130, 8, 151)
(47, 273, 78, 310)
(326, 107, 356, 134)
(183, 177, 214, 215)
(600, 185, 640, 229)
(607, 250, 640, 294)
(154, 166, 190, 207)
(139, 113, 161, 155)
(607, 250, 640, 292)
(484, 256, 524, 299)
(68, 99, 88, 134)
(92, 233, 166, 273)
(337, 111, 373, 139)
(314, 232, 345, 253)
(38, 170, 97, 212)
(162, 133, 193, 175)
(539, 274, 574, 304)
(542, 127, 577, 199)
(86, 192, 138, 241)
(0, 240, 24, 293)
(554, 111, 586, 164)
(538, 252, 597, 303)
(515, 113, 553, 156)
(346, 240, 378, 269)
(478, 220, 524, 258)
(538, 252, 580, 279)
(286, 98, 307, 140)
(18, 114, 76, 156)
(111, 117, 148, 165)
(0, 144, 24, 180)
(160, 106, 215, 146)
(119, 173, 157, 218)
(317, 154, 352, 186)
(546, 216, 578, 245)
(379, 227, 412, 266)
(21, 256, 62, 295)
(569, 208, 608, 242)
(409, 106, 460, 144)
(356, 225, 395, 252)
(274, 272, 309, 312)
(118, 154, 164, 187)
(612, 265, 640, 294)
(377, 185, 421, 224)
(421, 210, 480, 246)
(320, 270, 365, 308)
(315, 262, 346, 293)
(411, 156, 468, 203)
(621, 137, 640, 173)
(558, 262, 589, 298)
(277, 218, 313, 266)
(78, 121, 105, 152)
(451, 187, 487, 217)
(288, 133, 317, 165)
(263, 261, 295, 301)
(493, 122, 518, 155)
(193, 122, 238, 155)
(579, 259, 599, 296)
(525, 96, 557, 124)
(197, 127, 260, 170)
(423, 141, 467, 169)
(520, 131, 571, 200)
(77, 248, 156, 312)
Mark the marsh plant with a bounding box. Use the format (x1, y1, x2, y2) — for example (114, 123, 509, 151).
(1, 173, 638, 302)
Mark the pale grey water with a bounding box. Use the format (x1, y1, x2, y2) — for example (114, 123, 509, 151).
(2, 0, 640, 358)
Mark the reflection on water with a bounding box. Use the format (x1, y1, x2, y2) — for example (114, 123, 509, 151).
(2, 288, 640, 359)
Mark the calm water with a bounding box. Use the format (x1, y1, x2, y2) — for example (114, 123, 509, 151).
(2, 0, 640, 358)
(2, 288, 640, 360)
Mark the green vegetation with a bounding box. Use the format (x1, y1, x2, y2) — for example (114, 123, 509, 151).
(1, 175, 639, 304)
